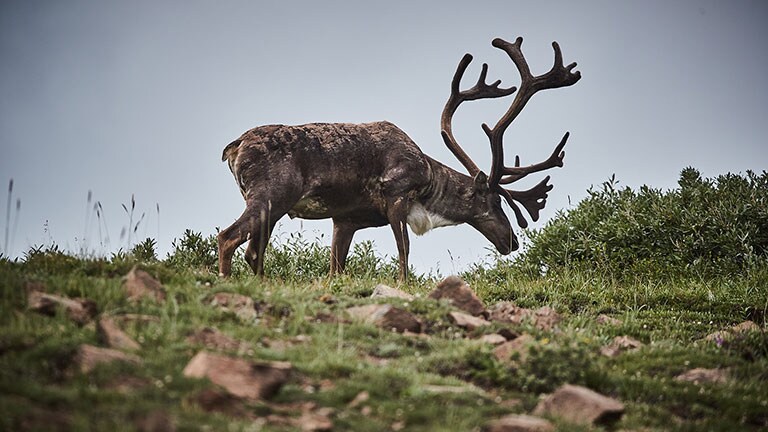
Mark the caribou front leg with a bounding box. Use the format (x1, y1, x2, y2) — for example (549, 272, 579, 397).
(386, 198, 411, 281)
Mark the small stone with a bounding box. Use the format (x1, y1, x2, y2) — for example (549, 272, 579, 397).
(493, 334, 535, 363)
(123, 267, 166, 302)
(27, 289, 97, 325)
(489, 303, 561, 331)
(345, 304, 421, 333)
(421, 384, 486, 395)
(371, 284, 415, 300)
(186, 327, 251, 353)
(295, 411, 333, 431)
(596, 314, 622, 326)
(532, 306, 562, 331)
(347, 391, 370, 408)
(448, 311, 491, 331)
(182, 351, 291, 400)
(600, 336, 643, 358)
(72, 344, 142, 374)
(210, 292, 257, 321)
(533, 384, 624, 426)
(483, 414, 554, 432)
(98, 316, 140, 351)
(479, 333, 508, 345)
(705, 320, 760, 346)
(674, 368, 728, 385)
(429, 276, 485, 316)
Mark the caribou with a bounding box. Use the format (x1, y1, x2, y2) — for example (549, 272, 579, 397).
(218, 37, 581, 280)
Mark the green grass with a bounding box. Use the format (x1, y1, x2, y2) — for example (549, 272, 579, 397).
(1, 240, 767, 431)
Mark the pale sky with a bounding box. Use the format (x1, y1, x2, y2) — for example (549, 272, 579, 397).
(1, 1, 767, 274)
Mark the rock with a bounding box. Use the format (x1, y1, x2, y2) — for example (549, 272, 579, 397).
(483, 414, 554, 432)
(345, 304, 421, 333)
(600, 336, 643, 358)
(429, 276, 485, 316)
(497, 328, 520, 341)
(296, 410, 333, 431)
(182, 351, 291, 400)
(421, 384, 486, 395)
(596, 314, 622, 326)
(533, 384, 624, 426)
(493, 334, 535, 363)
(479, 333, 508, 345)
(72, 344, 142, 374)
(347, 391, 370, 408)
(186, 327, 251, 353)
(705, 320, 760, 346)
(371, 284, 415, 301)
(674, 368, 729, 385)
(123, 267, 166, 302)
(210, 292, 257, 321)
(97, 316, 140, 351)
(27, 289, 97, 325)
(489, 302, 561, 331)
(265, 335, 312, 352)
(448, 311, 490, 331)
(310, 312, 347, 324)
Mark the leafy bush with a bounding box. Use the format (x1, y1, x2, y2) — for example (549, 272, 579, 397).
(517, 168, 768, 279)
(165, 229, 218, 272)
(130, 237, 158, 262)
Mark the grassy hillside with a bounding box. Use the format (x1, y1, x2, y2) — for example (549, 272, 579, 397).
(1, 169, 767, 431)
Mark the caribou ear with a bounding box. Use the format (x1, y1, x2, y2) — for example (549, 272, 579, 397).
(473, 171, 490, 193)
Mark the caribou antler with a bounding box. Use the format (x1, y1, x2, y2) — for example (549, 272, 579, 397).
(440, 36, 581, 228)
(440, 54, 517, 177)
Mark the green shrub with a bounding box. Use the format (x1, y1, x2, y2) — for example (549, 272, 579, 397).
(165, 229, 218, 272)
(517, 168, 768, 280)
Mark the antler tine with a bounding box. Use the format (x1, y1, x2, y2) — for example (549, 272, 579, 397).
(486, 37, 581, 187)
(498, 176, 555, 227)
(440, 53, 516, 176)
(499, 132, 568, 184)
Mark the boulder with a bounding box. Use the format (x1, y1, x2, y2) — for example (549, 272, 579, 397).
(448, 311, 490, 331)
(429, 276, 485, 316)
(483, 414, 554, 432)
(345, 304, 421, 333)
(533, 384, 624, 426)
(72, 344, 142, 374)
(123, 267, 166, 302)
(371, 284, 415, 301)
(97, 316, 140, 351)
(182, 351, 291, 400)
